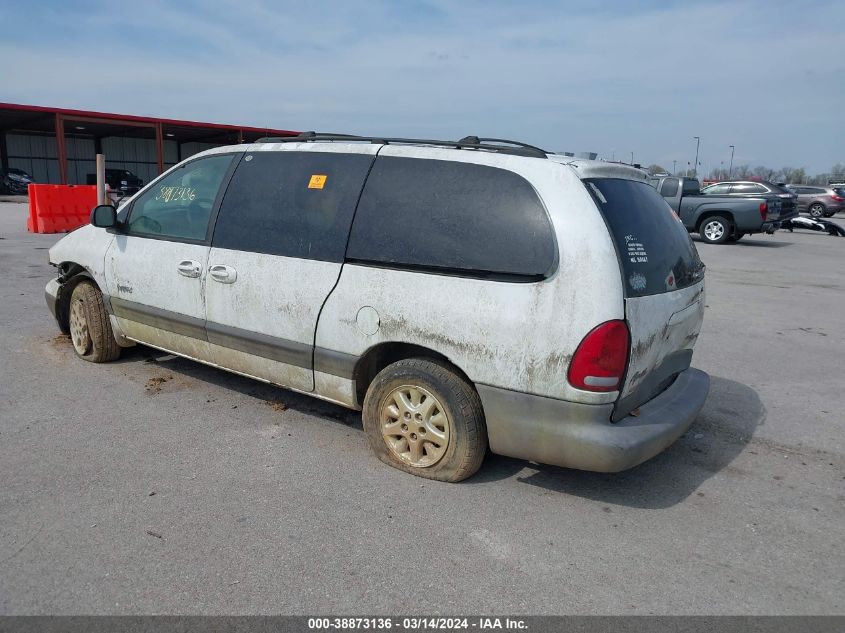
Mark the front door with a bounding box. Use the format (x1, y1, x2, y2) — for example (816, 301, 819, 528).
(105, 152, 236, 359)
(203, 145, 378, 392)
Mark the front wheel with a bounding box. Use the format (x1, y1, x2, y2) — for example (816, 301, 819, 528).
(809, 203, 826, 218)
(68, 281, 121, 363)
(699, 216, 732, 244)
(362, 358, 487, 482)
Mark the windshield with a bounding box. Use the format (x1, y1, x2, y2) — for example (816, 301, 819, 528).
(585, 178, 704, 298)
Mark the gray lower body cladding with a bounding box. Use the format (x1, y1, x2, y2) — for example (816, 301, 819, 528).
(45, 278, 60, 320)
(478, 368, 710, 472)
(48, 288, 358, 379)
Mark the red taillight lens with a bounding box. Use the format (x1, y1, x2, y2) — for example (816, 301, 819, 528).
(832, 195, 844, 202)
(759, 202, 768, 220)
(567, 320, 630, 392)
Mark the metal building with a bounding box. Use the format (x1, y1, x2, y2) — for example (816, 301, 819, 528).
(0, 102, 298, 186)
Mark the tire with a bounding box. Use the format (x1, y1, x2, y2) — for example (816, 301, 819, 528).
(68, 281, 121, 363)
(362, 358, 487, 482)
(699, 216, 732, 244)
(809, 203, 825, 218)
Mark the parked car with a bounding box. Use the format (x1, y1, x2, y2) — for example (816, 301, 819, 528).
(86, 168, 144, 195)
(700, 180, 798, 218)
(45, 134, 709, 482)
(784, 185, 845, 217)
(0, 167, 33, 194)
(648, 175, 794, 244)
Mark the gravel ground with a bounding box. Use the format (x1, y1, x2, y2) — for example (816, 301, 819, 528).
(0, 201, 842, 615)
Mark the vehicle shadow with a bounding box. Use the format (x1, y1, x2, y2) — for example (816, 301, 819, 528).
(116, 347, 762, 508)
(693, 237, 792, 248)
(732, 240, 793, 248)
(468, 375, 765, 509)
(114, 345, 362, 428)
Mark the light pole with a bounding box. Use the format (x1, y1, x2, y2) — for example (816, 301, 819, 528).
(693, 136, 700, 177)
(630, 151, 634, 165)
(672, 160, 677, 175)
(728, 145, 735, 178)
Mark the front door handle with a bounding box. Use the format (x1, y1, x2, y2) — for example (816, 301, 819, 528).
(209, 264, 237, 284)
(177, 259, 202, 278)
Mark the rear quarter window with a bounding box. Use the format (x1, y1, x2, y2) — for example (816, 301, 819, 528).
(585, 178, 703, 297)
(346, 157, 556, 280)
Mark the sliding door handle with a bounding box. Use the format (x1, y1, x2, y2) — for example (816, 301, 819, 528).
(209, 264, 237, 284)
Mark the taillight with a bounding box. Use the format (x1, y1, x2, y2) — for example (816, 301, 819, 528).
(759, 202, 768, 220)
(567, 320, 630, 392)
(832, 195, 844, 202)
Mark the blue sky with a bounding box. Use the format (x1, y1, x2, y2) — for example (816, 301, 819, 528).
(1, 0, 842, 173)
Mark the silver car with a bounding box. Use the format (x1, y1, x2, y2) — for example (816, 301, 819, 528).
(785, 185, 845, 218)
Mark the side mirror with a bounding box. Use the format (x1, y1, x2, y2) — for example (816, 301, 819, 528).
(90, 204, 117, 228)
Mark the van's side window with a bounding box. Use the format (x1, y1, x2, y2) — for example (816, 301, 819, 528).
(213, 151, 374, 262)
(126, 154, 233, 241)
(346, 157, 556, 279)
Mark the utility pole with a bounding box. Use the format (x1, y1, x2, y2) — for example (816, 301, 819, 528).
(729, 145, 735, 178)
(693, 136, 700, 177)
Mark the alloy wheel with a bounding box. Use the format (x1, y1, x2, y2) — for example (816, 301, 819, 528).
(69, 298, 91, 355)
(380, 385, 450, 467)
(703, 220, 725, 242)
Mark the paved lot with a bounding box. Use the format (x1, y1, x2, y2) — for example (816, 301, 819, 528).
(0, 201, 842, 615)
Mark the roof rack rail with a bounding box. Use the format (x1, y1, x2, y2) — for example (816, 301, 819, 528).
(253, 132, 548, 158)
(457, 136, 549, 156)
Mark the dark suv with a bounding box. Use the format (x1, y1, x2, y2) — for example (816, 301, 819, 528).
(86, 169, 144, 195)
(784, 185, 845, 218)
(702, 180, 798, 217)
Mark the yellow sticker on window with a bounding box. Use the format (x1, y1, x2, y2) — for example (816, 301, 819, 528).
(308, 174, 327, 189)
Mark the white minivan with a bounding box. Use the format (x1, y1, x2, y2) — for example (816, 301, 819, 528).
(46, 134, 709, 482)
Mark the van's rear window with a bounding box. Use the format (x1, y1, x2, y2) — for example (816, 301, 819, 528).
(585, 178, 704, 298)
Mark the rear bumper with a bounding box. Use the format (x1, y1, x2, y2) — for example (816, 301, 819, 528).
(478, 368, 710, 472)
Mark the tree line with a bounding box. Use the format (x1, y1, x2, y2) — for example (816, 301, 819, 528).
(646, 163, 845, 185)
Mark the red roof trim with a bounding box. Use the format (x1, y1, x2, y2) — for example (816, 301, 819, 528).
(0, 102, 299, 136)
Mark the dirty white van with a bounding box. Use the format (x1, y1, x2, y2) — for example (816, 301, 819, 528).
(46, 134, 709, 481)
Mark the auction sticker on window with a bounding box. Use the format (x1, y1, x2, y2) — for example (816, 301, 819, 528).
(308, 174, 328, 189)
(624, 234, 648, 264)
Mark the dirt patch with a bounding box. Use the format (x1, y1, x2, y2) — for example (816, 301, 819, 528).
(50, 334, 70, 348)
(145, 374, 174, 395)
(265, 399, 288, 413)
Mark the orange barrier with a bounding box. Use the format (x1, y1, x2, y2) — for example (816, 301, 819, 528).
(27, 184, 97, 234)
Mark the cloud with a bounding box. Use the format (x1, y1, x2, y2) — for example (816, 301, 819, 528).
(2, 0, 843, 172)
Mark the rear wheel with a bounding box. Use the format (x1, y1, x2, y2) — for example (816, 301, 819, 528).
(68, 281, 121, 363)
(809, 203, 826, 218)
(362, 358, 487, 482)
(699, 216, 731, 244)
